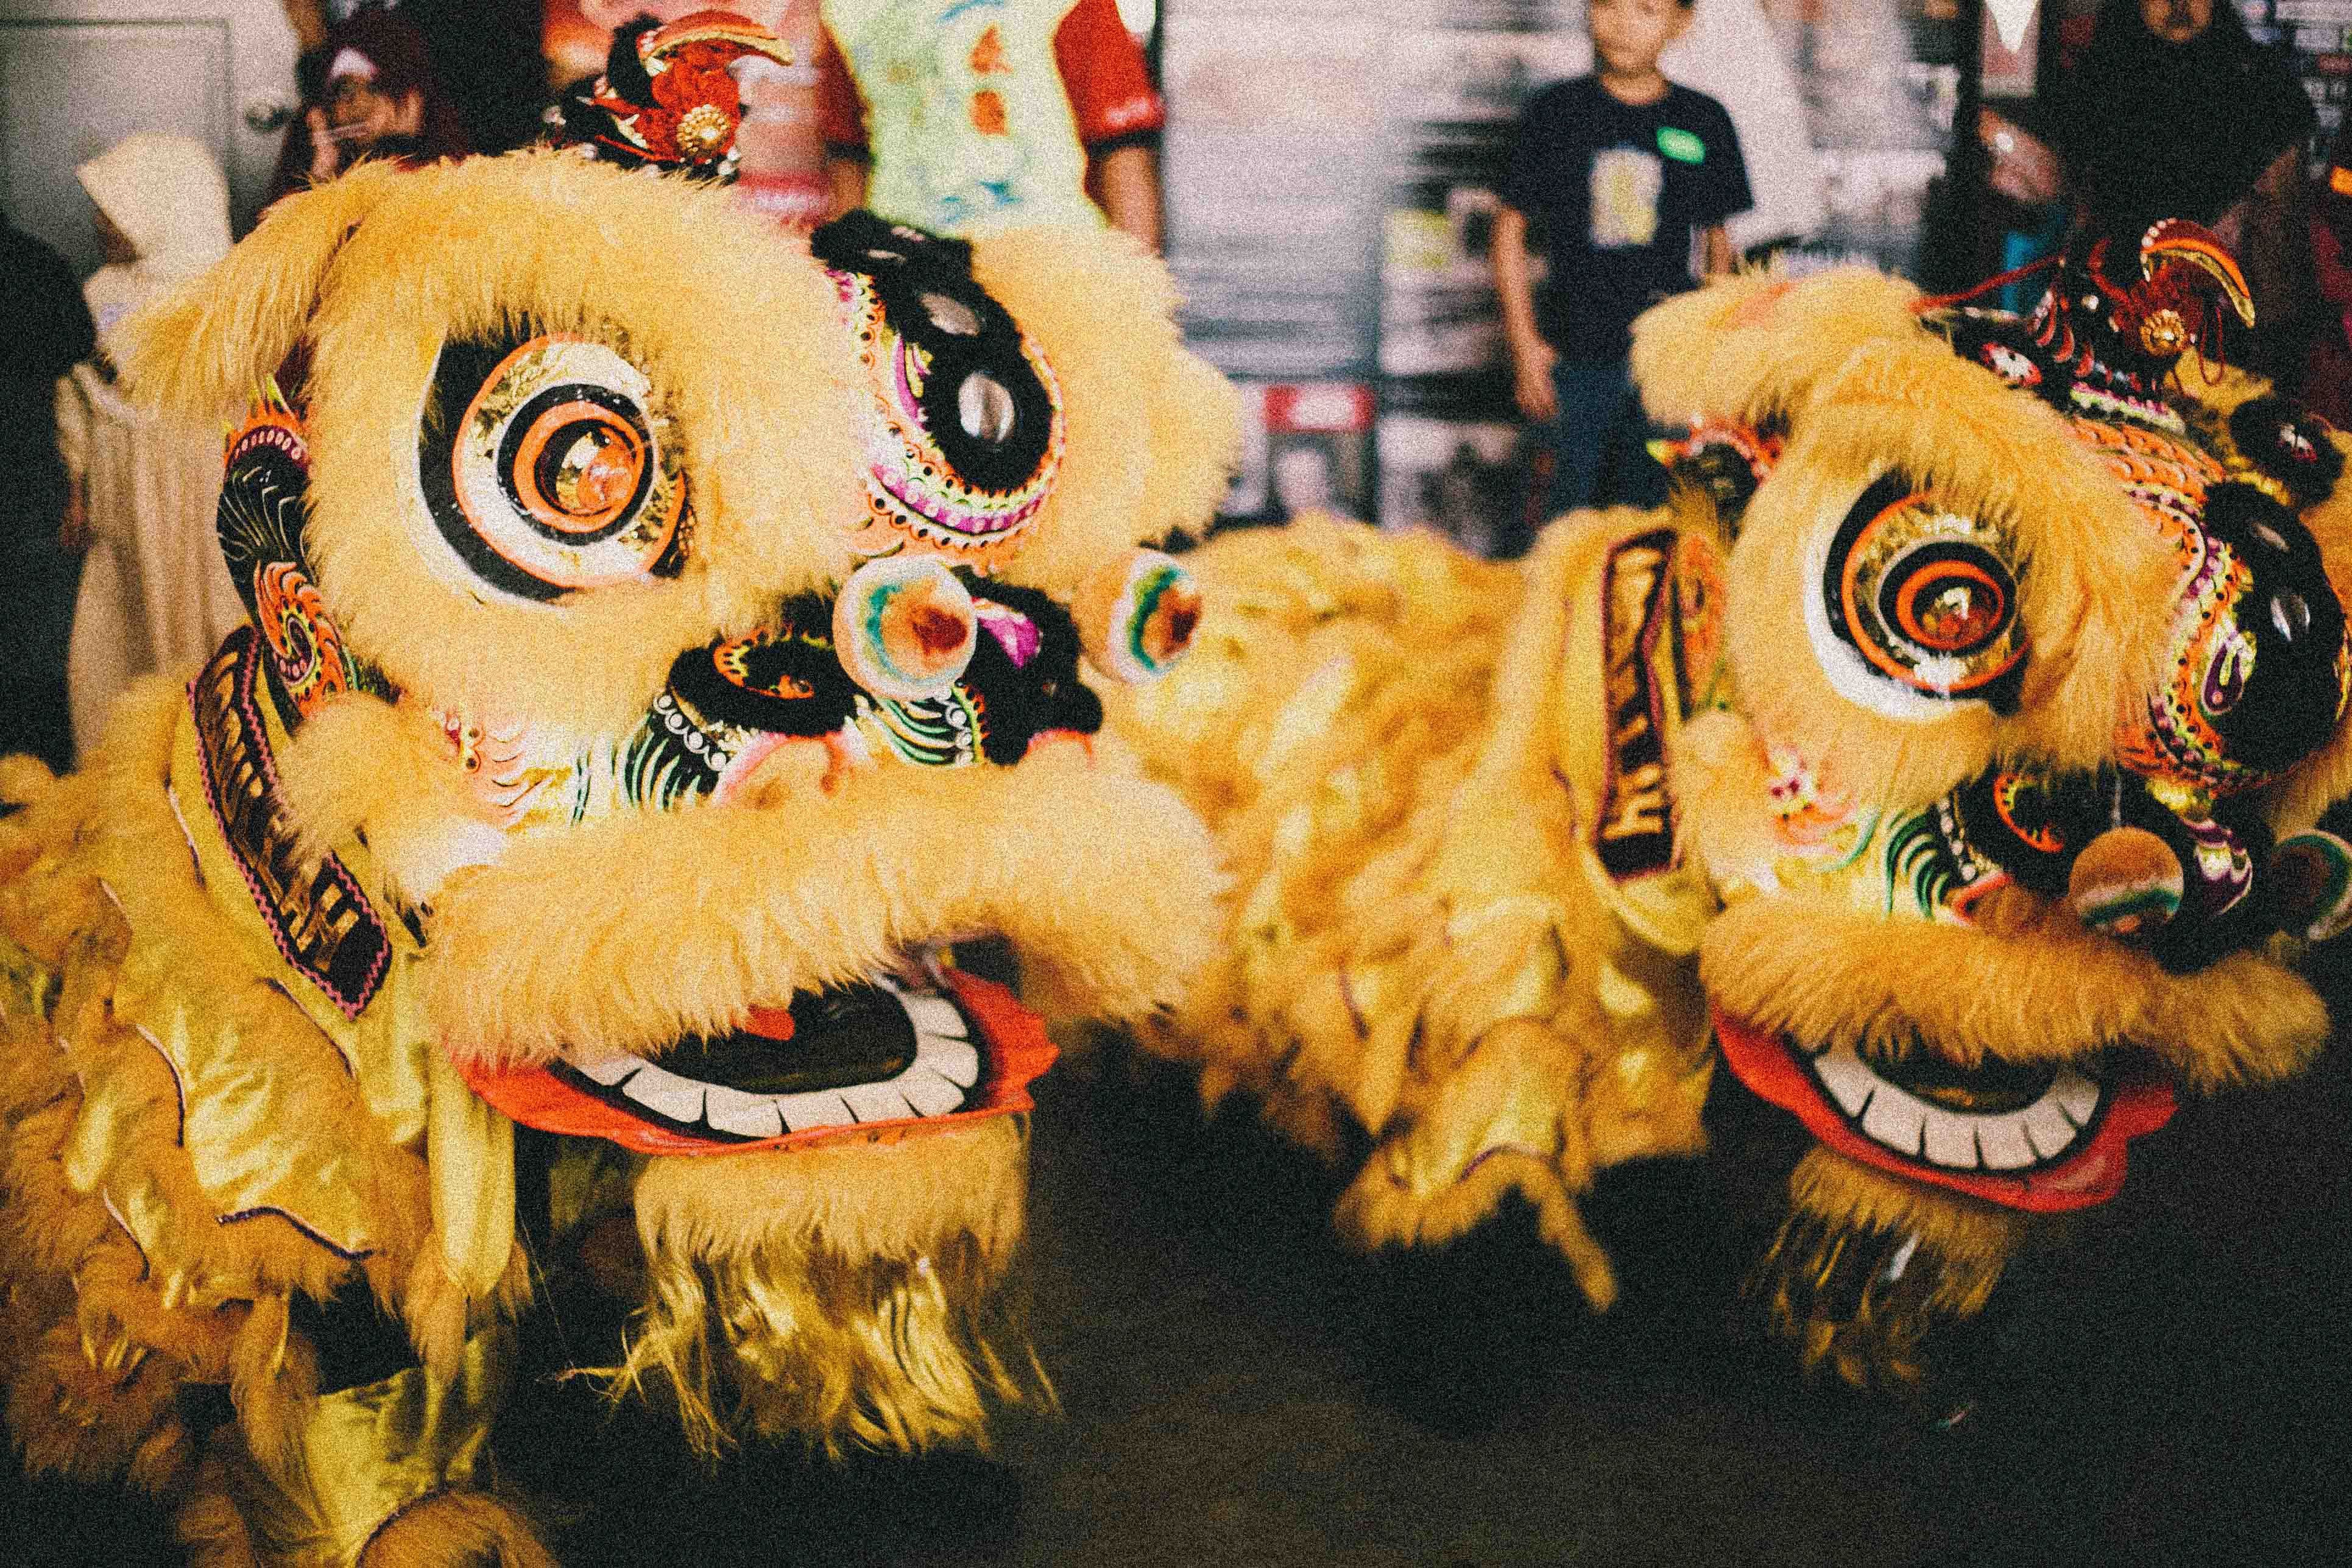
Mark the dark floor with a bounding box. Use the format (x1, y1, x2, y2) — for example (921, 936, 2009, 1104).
(7, 962, 2349, 1568)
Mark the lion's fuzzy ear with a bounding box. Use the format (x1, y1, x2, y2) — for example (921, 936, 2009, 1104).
(115, 163, 403, 421)
(968, 222, 1240, 592)
(1139, 336, 1242, 548)
(1630, 266, 1925, 431)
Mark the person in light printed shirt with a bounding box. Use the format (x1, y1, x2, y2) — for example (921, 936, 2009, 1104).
(814, 0, 1165, 249)
(55, 135, 245, 758)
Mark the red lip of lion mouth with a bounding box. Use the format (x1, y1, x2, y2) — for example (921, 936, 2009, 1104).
(1714, 1006, 2177, 1212)
(453, 967, 1055, 1156)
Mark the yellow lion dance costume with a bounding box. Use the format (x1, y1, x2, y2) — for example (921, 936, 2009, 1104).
(0, 69, 1235, 1564)
(1114, 225, 2352, 1391)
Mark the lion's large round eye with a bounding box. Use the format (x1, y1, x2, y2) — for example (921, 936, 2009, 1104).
(418, 334, 687, 602)
(1890, 552, 2009, 654)
(510, 394, 646, 532)
(1811, 474, 2027, 718)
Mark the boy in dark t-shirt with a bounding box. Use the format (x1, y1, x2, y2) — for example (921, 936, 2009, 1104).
(1495, 0, 1750, 516)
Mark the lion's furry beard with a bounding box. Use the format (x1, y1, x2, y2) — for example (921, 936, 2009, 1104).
(606, 1116, 1051, 1456)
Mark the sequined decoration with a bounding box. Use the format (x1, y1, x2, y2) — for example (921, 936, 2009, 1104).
(858, 687, 984, 768)
(2110, 480, 2261, 796)
(1881, 797, 2005, 922)
(216, 384, 386, 728)
(818, 212, 1064, 570)
(2071, 417, 2225, 531)
(253, 561, 353, 719)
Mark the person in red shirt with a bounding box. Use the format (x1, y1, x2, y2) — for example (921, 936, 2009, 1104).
(813, 0, 1164, 249)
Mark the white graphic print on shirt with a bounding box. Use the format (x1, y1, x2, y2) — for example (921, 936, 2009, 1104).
(1590, 146, 1664, 249)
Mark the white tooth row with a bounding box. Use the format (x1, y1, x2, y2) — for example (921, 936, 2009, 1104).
(560, 980, 978, 1140)
(1807, 1040, 2102, 1172)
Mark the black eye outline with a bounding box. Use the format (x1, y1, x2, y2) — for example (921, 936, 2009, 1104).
(1820, 473, 2027, 714)
(851, 266, 1056, 494)
(2227, 395, 2345, 509)
(814, 210, 1058, 497)
(417, 331, 687, 604)
(2198, 481, 2324, 570)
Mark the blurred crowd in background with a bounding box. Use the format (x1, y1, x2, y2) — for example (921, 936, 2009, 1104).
(9, 0, 2352, 767)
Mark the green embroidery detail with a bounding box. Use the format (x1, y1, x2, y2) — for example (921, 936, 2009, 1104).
(1126, 565, 1181, 673)
(1657, 127, 1705, 164)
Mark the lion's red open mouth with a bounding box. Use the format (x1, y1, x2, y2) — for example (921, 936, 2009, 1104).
(1714, 1006, 2175, 1211)
(454, 967, 1054, 1156)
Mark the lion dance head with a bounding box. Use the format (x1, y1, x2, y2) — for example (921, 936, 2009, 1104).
(0, 88, 1234, 1565)
(1641, 222, 2350, 1388)
(1109, 221, 2350, 1404)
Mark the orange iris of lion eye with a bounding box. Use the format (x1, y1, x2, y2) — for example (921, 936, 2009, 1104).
(1898, 563, 2005, 652)
(514, 402, 646, 534)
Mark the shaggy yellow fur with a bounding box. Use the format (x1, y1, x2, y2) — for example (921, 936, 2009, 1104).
(1119, 263, 2352, 1380)
(970, 225, 1244, 590)
(272, 696, 507, 910)
(1759, 1151, 2027, 1391)
(619, 1119, 1040, 1456)
(121, 155, 1240, 740)
(0, 691, 409, 1315)
(120, 163, 402, 425)
(1700, 895, 2330, 1089)
(1114, 514, 1718, 1309)
(0, 686, 504, 1563)
(423, 739, 1221, 1065)
(1630, 265, 1923, 429)
(359, 1491, 554, 1568)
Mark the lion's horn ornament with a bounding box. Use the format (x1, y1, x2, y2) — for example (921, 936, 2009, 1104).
(560, 8, 794, 177)
(2142, 217, 2257, 325)
(2116, 216, 2256, 364)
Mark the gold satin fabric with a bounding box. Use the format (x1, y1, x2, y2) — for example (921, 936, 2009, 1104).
(306, 1326, 512, 1562)
(63, 657, 515, 1323)
(216, 1325, 515, 1566)
(1550, 516, 1723, 961)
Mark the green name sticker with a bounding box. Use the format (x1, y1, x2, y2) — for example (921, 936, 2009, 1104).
(1656, 127, 1706, 164)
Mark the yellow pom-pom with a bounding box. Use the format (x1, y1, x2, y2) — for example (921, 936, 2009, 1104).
(2066, 825, 2183, 936)
(833, 556, 977, 703)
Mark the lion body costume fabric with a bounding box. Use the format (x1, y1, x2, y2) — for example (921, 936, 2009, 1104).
(1112, 235, 2352, 1383)
(0, 144, 1234, 1564)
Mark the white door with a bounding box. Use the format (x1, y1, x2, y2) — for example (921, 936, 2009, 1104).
(0, 0, 300, 276)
